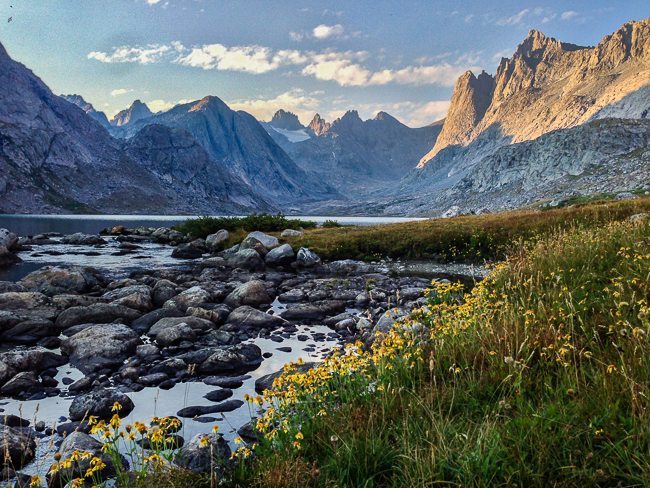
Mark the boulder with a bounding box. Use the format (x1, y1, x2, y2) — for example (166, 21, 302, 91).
(265, 243, 295, 266)
(55, 303, 141, 329)
(61, 324, 140, 373)
(224, 280, 272, 308)
(176, 400, 244, 418)
(280, 229, 303, 238)
(172, 243, 203, 259)
(173, 433, 231, 473)
(0, 229, 18, 251)
(156, 322, 195, 347)
(242, 231, 279, 250)
(0, 347, 66, 385)
(296, 247, 321, 267)
(163, 286, 211, 311)
(373, 309, 409, 336)
(226, 306, 287, 329)
(49, 431, 126, 486)
(19, 266, 105, 296)
(0, 318, 57, 344)
(225, 249, 264, 271)
(197, 343, 263, 374)
(0, 426, 35, 470)
(205, 230, 229, 249)
(152, 279, 179, 307)
(0, 371, 39, 398)
(69, 389, 135, 421)
(0, 292, 57, 320)
(148, 316, 214, 337)
(101, 284, 151, 301)
(280, 300, 346, 321)
(61, 233, 107, 245)
(131, 307, 184, 334)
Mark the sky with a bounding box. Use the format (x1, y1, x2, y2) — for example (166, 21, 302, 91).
(0, 1, 647, 127)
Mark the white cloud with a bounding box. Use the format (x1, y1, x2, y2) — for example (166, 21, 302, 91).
(147, 98, 192, 113)
(176, 44, 306, 74)
(497, 9, 531, 26)
(312, 24, 345, 40)
(110, 88, 133, 97)
(145, 0, 162, 4)
(492, 48, 514, 63)
(228, 89, 320, 123)
(301, 51, 371, 86)
(560, 10, 580, 21)
(406, 101, 450, 126)
(289, 31, 305, 42)
(88, 43, 181, 64)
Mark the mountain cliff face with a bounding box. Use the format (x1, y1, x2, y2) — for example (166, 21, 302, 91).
(61, 94, 111, 130)
(0, 43, 271, 214)
(419, 18, 650, 168)
(118, 96, 335, 204)
(270, 110, 304, 131)
(111, 100, 153, 127)
(265, 109, 443, 194)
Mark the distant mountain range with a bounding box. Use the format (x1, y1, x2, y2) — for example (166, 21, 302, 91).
(0, 18, 648, 215)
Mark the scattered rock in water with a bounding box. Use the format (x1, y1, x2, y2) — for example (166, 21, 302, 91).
(69, 389, 135, 421)
(280, 300, 346, 321)
(173, 433, 231, 473)
(61, 233, 107, 245)
(176, 399, 244, 418)
(226, 306, 287, 329)
(0, 426, 36, 470)
(255, 362, 319, 394)
(197, 343, 263, 375)
(148, 316, 214, 337)
(61, 324, 141, 373)
(203, 375, 248, 389)
(203, 388, 234, 402)
(55, 303, 141, 329)
(224, 280, 272, 308)
(163, 286, 211, 311)
(19, 265, 105, 296)
(172, 243, 203, 259)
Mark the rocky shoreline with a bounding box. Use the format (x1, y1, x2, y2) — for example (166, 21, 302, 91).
(0, 225, 442, 483)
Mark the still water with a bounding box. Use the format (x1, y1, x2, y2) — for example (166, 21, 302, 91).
(0, 214, 426, 236)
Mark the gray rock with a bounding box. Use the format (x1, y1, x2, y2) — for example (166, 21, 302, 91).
(61, 324, 141, 373)
(101, 284, 151, 301)
(69, 389, 135, 421)
(265, 243, 295, 266)
(226, 306, 287, 329)
(296, 247, 321, 267)
(131, 307, 184, 334)
(0, 229, 18, 251)
(156, 322, 195, 347)
(136, 343, 160, 359)
(0, 292, 57, 321)
(163, 286, 211, 311)
(205, 230, 230, 249)
(50, 431, 125, 486)
(172, 243, 203, 259)
(255, 362, 318, 394)
(278, 288, 305, 302)
(224, 280, 271, 308)
(280, 229, 303, 238)
(177, 399, 244, 417)
(20, 266, 105, 296)
(55, 303, 141, 329)
(204, 388, 234, 402)
(148, 316, 214, 337)
(61, 233, 107, 245)
(373, 309, 409, 336)
(152, 279, 179, 307)
(0, 347, 66, 386)
(241, 231, 279, 250)
(0, 371, 38, 397)
(225, 249, 265, 271)
(0, 426, 35, 470)
(173, 433, 231, 473)
(198, 343, 263, 374)
(280, 300, 346, 321)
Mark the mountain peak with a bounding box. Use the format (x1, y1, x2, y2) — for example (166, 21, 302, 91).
(270, 109, 304, 131)
(308, 113, 331, 136)
(189, 95, 229, 113)
(111, 99, 153, 127)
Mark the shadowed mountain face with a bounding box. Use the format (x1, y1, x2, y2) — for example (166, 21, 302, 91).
(0, 43, 272, 214)
(263, 109, 443, 194)
(61, 94, 111, 130)
(117, 97, 336, 205)
(111, 100, 153, 127)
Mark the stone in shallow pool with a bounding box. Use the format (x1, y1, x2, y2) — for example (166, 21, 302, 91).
(176, 400, 244, 418)
(174, 433, 231, 473)
(0, 425, 36, 470)
(204, 388, 234, 402)
(69, 389, 135, 421)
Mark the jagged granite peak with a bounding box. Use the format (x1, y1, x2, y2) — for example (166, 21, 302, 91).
(418, 70, 494, 166)
(418, 18, 650, 168)
(270, 110, 304, 131)
(111, 99, 153, 127)
(308, 113, 331, 136)
(61, 94, 111, 129)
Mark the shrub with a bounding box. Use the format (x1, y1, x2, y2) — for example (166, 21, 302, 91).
(175, 214, 317, 238)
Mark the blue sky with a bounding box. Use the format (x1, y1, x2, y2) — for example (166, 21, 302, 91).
(1, 1, 647, 126)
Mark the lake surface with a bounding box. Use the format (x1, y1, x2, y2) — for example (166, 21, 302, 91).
(0, 214, 427, 236)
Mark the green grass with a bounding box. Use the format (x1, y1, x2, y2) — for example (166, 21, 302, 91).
(221, 216, 650, 487)
(280, 197, 650, 262)
(174, 214, 317, 238)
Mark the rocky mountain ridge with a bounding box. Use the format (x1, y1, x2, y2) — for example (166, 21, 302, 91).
(111, 100, 153, 127)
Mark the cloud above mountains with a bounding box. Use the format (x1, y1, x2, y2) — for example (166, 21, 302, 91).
(88, 41, 474, 88)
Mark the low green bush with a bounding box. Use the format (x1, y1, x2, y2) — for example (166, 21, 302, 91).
(175, 214, 317, 238)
